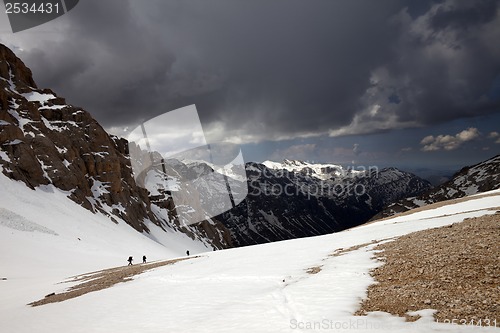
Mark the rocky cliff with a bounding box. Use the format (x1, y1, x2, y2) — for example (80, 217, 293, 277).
(0, 44, 441, 249)
(0, 44, 232, 249)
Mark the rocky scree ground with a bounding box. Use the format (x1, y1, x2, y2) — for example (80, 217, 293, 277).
(356, 211, 500, 325)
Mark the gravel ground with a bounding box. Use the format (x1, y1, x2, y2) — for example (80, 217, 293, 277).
(356, 211, 500, 326)
(29, 257, 197, 306)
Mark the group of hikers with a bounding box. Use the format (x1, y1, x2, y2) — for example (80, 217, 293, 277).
(127, 250, 190, 266)
(127, 255, 147, 266)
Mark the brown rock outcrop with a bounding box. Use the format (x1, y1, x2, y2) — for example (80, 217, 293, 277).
(0, 43, 232, 248)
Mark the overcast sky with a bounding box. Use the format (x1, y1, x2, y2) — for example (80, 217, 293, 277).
(1, 0, 499, 171)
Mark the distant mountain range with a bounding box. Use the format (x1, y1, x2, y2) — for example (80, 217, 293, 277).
(1, 43, 497, 249)
(215, 159, 432, 246)
(372, 154, 500, 220)
(398, 167, 456, 186)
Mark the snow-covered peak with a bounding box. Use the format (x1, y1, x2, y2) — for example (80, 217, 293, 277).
(264, 159, 343, 171)
(262, 159, 357, 180)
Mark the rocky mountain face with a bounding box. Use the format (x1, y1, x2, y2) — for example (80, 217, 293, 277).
(371, 154, 500, 220)
(0, 44, 232, 249)
(0, 44, 435, 249)
(215, 160, 432, 246)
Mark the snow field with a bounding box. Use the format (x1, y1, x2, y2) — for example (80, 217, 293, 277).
(1, 171, 499, 332)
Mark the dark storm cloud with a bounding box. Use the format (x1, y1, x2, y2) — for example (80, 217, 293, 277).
(18, 0, 177, 125)
(329, 0, 500, 137)
(12, 0, 500, 143)
(379, 0, 500, 125)
(429, 0, 498, 31)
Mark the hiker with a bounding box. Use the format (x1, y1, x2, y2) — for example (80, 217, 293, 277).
(143, 255, 147, 264)
(127, 256, 133, 266)
(186, 250, 190, 256)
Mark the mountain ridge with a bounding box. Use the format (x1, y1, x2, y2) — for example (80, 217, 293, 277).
(0, 43, 232, 250)
(371, 154, 500, 220)
(216, 160, 432, 246)
(3, 43, 495, 251)
(0, 42, 435, 249)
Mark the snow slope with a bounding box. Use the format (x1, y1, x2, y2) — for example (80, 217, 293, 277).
(0, 172, 210, 319)
(1, 173, 499, 332)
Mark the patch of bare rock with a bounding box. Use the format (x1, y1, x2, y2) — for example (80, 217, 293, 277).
(29, 257, 197, 306)
(356, 212, 499, 325)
